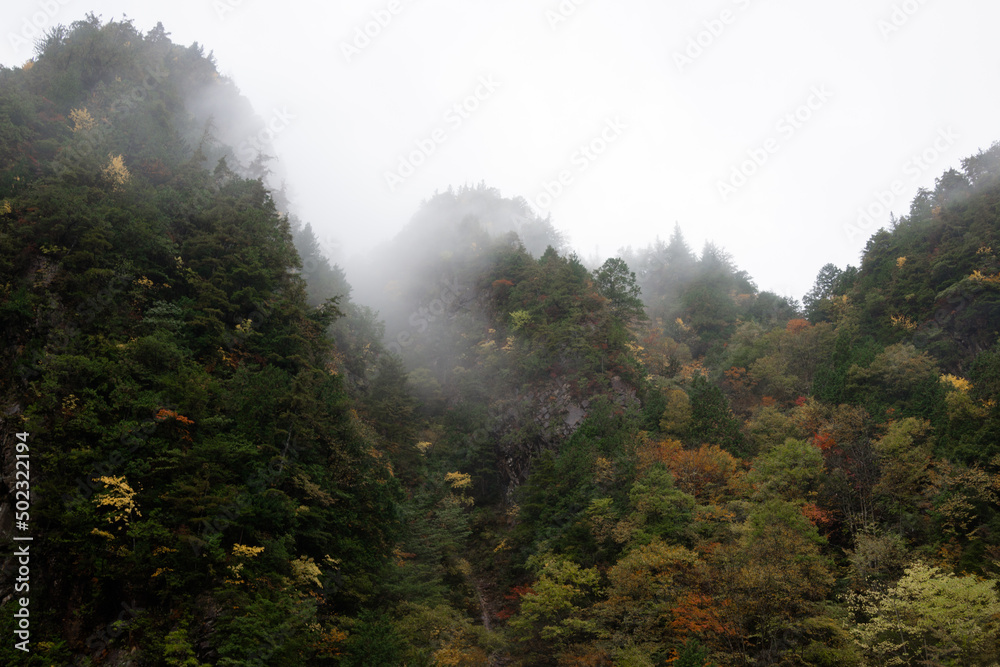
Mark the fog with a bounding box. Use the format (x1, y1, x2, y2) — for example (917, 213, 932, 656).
(4, 0, 1000, 301)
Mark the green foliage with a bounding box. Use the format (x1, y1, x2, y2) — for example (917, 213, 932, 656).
(746, 437, 825, 503)
(341, 611, 407, 666)
(626, 465, 696, 545)
(594, 256, 646, 322)
(687, 374, 747, 456)
(847, 562, 1000, 666)
(508, 553, 601, 650)
(6, 14, 1000, 667)
(658, 387, 692, 436)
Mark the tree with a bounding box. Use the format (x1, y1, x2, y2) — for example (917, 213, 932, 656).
(845, 343, 942, 420)
(847, 562, 1000, 666)
(687, 375, 747, 457)
(508, 553, 602, 657)
(745, 438, 825, 503)
(659, 388, 692, 436)
(625, 465, 696, 545)
(803, 263, 843, 323)
(712, 500, 834, 664)
(594, 257, 646, 322)
(595, 539, 704, 659)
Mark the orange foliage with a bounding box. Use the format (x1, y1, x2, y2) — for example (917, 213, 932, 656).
(312, 626, 348, 658)
(155, 408, 194, 425)
(668, 592, 732, 638)
(637, 439, 738, 501)
(801, 502, 834, 527)
(723, 366, 758, 412)
(786, 318, 811, 334)
(155, 409, 194, 442)
(669, 445, 740, 501)
(636, 437, 684, 472)
(492, 279, 514, 288)
(760, 396, 776, 407)
(680, 360, 708, 381)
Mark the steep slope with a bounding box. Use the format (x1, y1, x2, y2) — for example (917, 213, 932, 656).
(0, 17, 400, 665)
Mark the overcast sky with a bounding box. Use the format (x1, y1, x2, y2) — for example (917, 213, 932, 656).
(5, 0, 999, 301)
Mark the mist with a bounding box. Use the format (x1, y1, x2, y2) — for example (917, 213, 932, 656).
(6, 0, 1000, 303)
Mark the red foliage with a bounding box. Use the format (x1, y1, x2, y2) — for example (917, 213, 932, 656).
(492, 279, 514, 288)
(505, 584, 536, 600)
(801, 502, 834, 527)
(812, 431, 837, 453)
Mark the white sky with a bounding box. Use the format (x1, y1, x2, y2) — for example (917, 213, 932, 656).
(4, 0, 999, 302)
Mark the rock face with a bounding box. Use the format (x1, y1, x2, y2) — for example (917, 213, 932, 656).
(490, 376, 638, 491)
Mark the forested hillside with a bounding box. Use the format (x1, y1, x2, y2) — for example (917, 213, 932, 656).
(2, 16, 1000, 667)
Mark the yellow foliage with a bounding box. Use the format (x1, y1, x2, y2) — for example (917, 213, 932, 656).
(232, 544, 264, 558)
(92, 476, 141, 526)
(312, 625, 348, 658)
(970, 269, 1000, 284)
(416, 440, 433, 454)
(69, 107, 96, 132)
(896, 256, 907, 268)
(62, 393, 79, 415)
(940, 374, 972, 393)
(679, 359, 708, 381)
(978, 246, 993, 255)
(134, 275, 154, 289)
(90, 528, 115, 539)
(102, 153, 131, 190)
(290, 555, 323, 588)
(890, 314, 917, 331)
(151, 568, 173, 578)
(225, 561, 246, 585)
(431, 640, 489, 666)
(445, 471, 472, 490)
(593, 456, 615, 486)
(22, 60, 33, 70)
(0, 199, 10, 215)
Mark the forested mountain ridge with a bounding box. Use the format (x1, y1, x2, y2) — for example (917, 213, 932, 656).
(0, 16, 403, 665)
(2, 15, 1000, 667)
